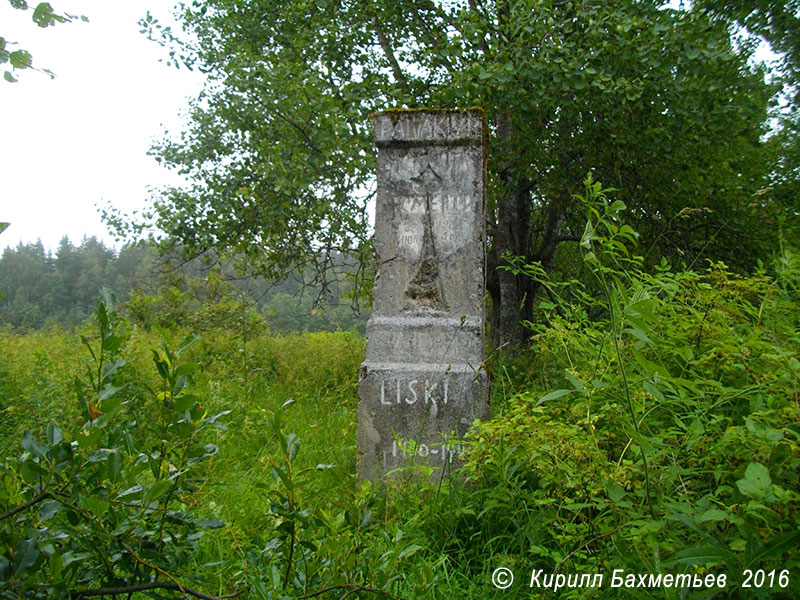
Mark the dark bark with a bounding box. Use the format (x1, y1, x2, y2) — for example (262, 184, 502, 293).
(0, 492, 55, 521)
(488, 109, 578, 353)
(528, 186, 569, 303)
(488, 106, 534, 352)
(489, 178, 533, 352)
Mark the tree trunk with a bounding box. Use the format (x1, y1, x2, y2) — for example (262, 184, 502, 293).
(488, 109, 533, 352)
(488, 180, 533, 351)
(528, 186, 568, 302)
(487, 101, 579, 352)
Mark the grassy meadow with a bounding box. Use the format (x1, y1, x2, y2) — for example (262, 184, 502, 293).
(1, 324, 373, 596)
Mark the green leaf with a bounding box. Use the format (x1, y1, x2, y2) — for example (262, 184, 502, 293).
(197, 518, 225, 529)
(270, 465, 292, 491)
(287, 433, 301, 462)
(174, 393, 198, 413)
(0, 555, 10, 582)
(117, 484, 144, 499)
(174, 374, 189, 396)
(564, 370, 585, 391)
(21, 431, 47, 457)
(206, 410, 230, 426)
(533, 389, 571, 406)
(45, 423, 63, 445)
(607, 484, 625, 502)
(102, 335, 122, 353)
(61, 551, 91, 568)
(101, 359, 126, 381)
(3, 71, 17, 82)
(175, 362, 198, 377)
(177, 333, 199, 355)
(32, 2, 59, 27)
(84, 496, 109, 518)
(49, 552, 62, 580)
(147, 479, 173, 502)
(398, 543, 423, 559)
(97, 384, 123, 402)
(110, 521, 136, 537)
(744, 418, 783, 443)
(10, 50, 32, 69)
(609, 200, 626, 212)
(667, 544, 734, 567)
(107, 451, 123, 483)
(39, 500, 62, 522)
(744, 530, 800, 567)
(626, 325, 652, 345)
(12, 539, 40, 576)
(736, 463, 772, 501)
(643, 380, 664, 401)
(86, 448, 114, 462)
(697, 508, 729, 523)
(75, 426, 102, 450)
(20, 458, 47, 484)
(581, 220, 596, 249)
(100, 287, 117, 312)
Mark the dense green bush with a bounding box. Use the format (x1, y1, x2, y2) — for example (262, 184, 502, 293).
(0, 290, 232, 598)
(446, 178, 800, 598)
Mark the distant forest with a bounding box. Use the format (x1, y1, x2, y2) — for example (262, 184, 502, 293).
(0, 236, 367, 333)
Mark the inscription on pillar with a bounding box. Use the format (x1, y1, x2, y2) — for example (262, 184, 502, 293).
(356, 109, 490, 481)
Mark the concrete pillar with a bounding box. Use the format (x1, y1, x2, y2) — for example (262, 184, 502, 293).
(357, 109, 490, 481)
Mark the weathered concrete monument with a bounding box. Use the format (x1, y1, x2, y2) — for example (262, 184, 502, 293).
(357, 108, 490, 481)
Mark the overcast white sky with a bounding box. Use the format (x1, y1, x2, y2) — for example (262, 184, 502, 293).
(1, 1, 204, 253)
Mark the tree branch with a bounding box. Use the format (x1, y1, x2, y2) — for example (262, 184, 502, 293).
(370, 16, 408, 89)
(70, 581, 240, 600)
(0, 492, 54, 521)
(409, 5, 455, 74)
(248, 92, 322, 156)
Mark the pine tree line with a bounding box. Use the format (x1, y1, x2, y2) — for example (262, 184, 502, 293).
(0, 237, 367, 332)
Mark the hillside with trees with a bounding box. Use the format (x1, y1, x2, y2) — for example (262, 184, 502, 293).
(0, 237, 366, 332)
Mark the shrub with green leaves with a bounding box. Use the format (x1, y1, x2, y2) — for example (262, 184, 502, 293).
(454, 176, 800, 597)
(2, 180, 799, 599)
(0, 290, 233, 599)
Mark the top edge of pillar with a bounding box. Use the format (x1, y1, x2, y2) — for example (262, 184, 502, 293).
(373, 108, 487, 147)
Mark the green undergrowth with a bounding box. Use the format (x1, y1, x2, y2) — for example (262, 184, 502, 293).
(1, 180, 799, 599)
(451, 179, 800, 599)
(0, 314, 370, 598)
